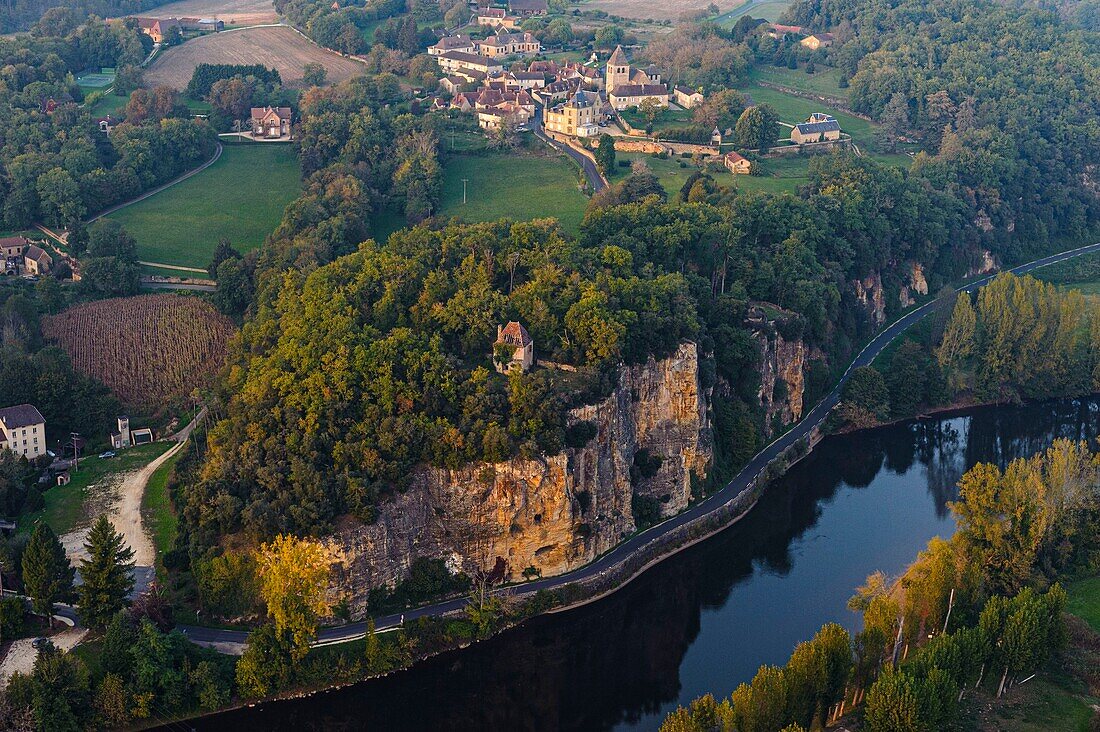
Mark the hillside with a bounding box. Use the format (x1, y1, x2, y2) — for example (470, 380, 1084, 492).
(144, 25, 367, 89)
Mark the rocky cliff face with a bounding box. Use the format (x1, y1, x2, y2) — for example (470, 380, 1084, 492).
(753, 329, 805, 436)
(899, 262, 929, 308)
(334, 343, 711, 610)
(853, 272, 887, 326)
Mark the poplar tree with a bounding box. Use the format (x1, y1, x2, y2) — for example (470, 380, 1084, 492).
(936, 292, 975, 369)
(21, 524, 74, 626)
(78, 516, 135, 629)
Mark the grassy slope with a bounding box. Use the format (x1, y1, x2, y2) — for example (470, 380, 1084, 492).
(142, 448, 182, 561)
(19, 443, 173, 536)
(437, 149, 588, 232)
(748, 64, 847, 96)
(106, 143, 302, 267)
(1068, 576, 1100, 632)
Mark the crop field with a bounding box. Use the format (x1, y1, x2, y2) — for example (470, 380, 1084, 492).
(41, 294, 236, 409)
(142, 0, 279, 26)
(107, 143, 301, 267)
(144, 25, 366, 89)
(438, 149, 589, 232)
(714, 0, 792, 25)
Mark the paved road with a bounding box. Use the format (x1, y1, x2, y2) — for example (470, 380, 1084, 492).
(532, 107, 608, 192)
(172, 241, 1100, 650)
(88, 143, 224, 224)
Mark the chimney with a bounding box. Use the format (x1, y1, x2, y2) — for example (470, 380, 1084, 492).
(497, 324, 503, 339)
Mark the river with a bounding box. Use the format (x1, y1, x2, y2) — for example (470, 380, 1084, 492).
(190, 398, 1100, 732)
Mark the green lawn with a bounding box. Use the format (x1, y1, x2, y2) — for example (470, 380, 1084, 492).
(610, 153, 697, 202)
(737, 155, 810, 194)
(744, 83, 875, 148)
(142, 447, 182, 561)
(748, 64, 847, 97)
(106, 143, 302, 268)
(1068, 576, 1100, 632)
(715, 0, 792, 25)
(438, 149, 588, 232)
(87, 92, 128, 117)
(18, 443, 173, 536)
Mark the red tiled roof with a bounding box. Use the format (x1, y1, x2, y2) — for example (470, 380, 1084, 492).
(497, 321, 532, 347)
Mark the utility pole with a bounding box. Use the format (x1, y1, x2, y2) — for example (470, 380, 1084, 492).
(462, 178, 469, 204)
(69, 432, 81, 471)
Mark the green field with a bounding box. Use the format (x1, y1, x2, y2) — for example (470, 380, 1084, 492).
(87, 91, 129, 117)
(106, 143, 301, 268)
(743, 83, 875, 148)
(142, 447, 182, 562)
(748, 64, 847, 97)
(438, 149, 588, 232)
(610, 154, 697, 202)
(1068, 575, 1100, 632)
(715, 0, 792, 25)
(737, 155, 810, 194)
(18, 443, 172, 536)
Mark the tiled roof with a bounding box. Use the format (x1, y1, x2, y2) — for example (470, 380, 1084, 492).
(497, 321, 532, 347)
(0, 404, 45, 429)
(608, 45, 628, 66)
(795, 120, 841, 134)
(610, 84, 667, 97)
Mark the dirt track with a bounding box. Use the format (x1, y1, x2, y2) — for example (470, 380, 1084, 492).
(143, 0, 279, 26)
(144, 25, 367, 89)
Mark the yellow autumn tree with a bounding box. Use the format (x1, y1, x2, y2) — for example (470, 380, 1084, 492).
(256, 534, 340, 658)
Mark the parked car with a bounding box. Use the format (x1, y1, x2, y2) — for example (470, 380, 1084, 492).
(98, 451, 116, 459)
(31, 637, 47, 649)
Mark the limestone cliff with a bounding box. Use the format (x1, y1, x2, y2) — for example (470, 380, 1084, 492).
(334, 342, 711, 609)
(753, 329, 805, 436)
(899, 262, 929, 308)
(853, 272, 886, 326)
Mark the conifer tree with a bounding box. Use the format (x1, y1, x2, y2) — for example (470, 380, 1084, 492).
(21, 524, 74, 626)
(78, 516, 135, 629)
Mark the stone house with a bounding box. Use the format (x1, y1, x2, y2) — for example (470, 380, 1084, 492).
(790, 114, 841, 144)
(479, 32, 541, 58)
(800, 33, 834, 50)
(494, 321, 534, 373)
(673, 86, 704, 109)
(23, 244, 52, 275)
(0, 404, 46, 459)
(543, 89, 601, 138)
(250, 106, 292, 138)
(429, 35, 477, 56)
(508, 0, 547, 15)
(605, 45, 669, 110)
(437, 51, 504, 77)
(723, 150, 752, 174)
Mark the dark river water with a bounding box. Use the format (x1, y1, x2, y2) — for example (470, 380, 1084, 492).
(192, 398, 1100, 732)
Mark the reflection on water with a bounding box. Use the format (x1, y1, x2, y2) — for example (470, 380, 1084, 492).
(189, 398, 1100, 732)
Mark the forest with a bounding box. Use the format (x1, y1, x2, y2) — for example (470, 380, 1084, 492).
(0, 21, 218, 231)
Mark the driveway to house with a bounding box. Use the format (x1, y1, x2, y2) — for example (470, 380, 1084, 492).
(88, 143, 223, 223)
(532, 107, 607, 192)
(166, 240, 1100, 651)
(0, 624, 86, 689)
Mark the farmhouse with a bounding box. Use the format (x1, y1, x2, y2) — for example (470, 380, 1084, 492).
(723, 150, 751, 175)
(0, 236, 27, 259)
(791, 113, 841, 144)
(23, 244, 52, 275)
(543, 89, 602, 138)
(437, 51, 504, 78)
(178, 17, 224, 32)
(508, 0, 547, 15)
(479, 32, 541, 58)
(766, 24, 803, 39)
(494, 321, 534, 373)
(801, 32, 834, 50)
(250, 106, 292, 138)
(133, 17, 181, 43)
(96, 115, 117, 134)
(605, 45, 669, 110)
(0, 404, 46, 459)
(429, 35, 477, 56)
(673, 86, 704, 109)
(476, 8, 519, 29)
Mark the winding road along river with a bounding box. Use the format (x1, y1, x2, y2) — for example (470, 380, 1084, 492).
(189, 397, 1100, 731)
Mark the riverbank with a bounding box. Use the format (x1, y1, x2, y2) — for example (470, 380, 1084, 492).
(180, 397, 1100, 731)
